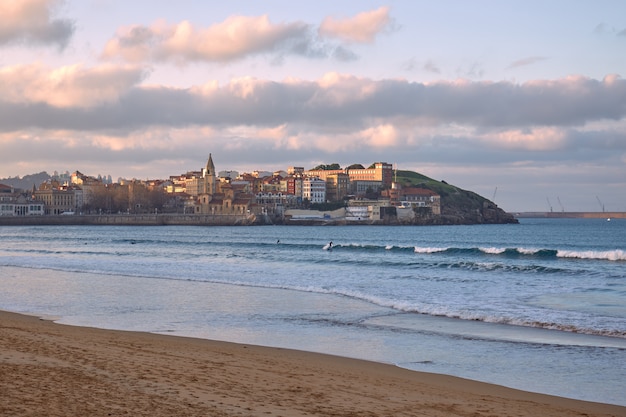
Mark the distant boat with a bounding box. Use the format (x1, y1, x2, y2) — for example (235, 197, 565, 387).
(607, 218, 611, 222)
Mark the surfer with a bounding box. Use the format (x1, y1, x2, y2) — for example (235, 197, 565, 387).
(277, 239, 280, 244)
(329, 241, 333, 250)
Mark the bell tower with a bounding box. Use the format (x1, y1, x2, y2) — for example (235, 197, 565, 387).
(203, 153, 216, 195)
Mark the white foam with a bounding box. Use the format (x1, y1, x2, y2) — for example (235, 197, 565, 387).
(414, 246, 447, 253)
(517, 247, 541, 255)
(557, 249, 626, 261)
(480, 247, 506, 254)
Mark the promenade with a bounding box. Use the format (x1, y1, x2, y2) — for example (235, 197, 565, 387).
(0, 213, 258, 226)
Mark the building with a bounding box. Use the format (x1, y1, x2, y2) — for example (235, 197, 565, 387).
(325, 173, 350, 202)
(303, 177, 326, 203)
(305, 168, 344, 182)
(0, 195, 44, 216)
(284, 176, 303, 203)
(71, 171, 104, 208)
(218, 170, 239, 180)
(287, 166, 304, 175)
(0, 185, 45, 216)
(194, 154, 253, 215)
(346, 162, 393, 187)
(346, 198, 391, 221)
(382, 183, 441, 215)
(304, 162, 393, 200)
(33, 182, 78, 214)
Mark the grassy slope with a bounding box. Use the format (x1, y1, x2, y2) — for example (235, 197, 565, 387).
(394, 170, 492, 215)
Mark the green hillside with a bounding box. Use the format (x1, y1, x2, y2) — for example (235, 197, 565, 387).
(394, 170, 517, 224)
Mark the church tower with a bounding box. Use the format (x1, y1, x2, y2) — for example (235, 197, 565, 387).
(202, 153, 216, 195)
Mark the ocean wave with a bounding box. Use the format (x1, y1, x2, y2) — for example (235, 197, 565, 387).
(409, 246, 624, 262)
(3, 263, 624, 340)
(413, 247, 447, 253)
(307, 287, 626, 339)
(557, 249, 626, 261)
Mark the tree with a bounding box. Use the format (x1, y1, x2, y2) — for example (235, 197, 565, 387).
(312, 163, 341, 170)
(365, 186, 380, 200)
(346, 164, 364, 170)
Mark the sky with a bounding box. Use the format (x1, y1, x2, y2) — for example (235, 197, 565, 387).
(1, 0, 625, 212)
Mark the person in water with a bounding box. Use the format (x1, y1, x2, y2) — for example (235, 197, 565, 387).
(329, 241, 333, 250)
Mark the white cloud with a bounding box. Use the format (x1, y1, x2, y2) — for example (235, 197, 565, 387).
(101, 15, 314, 63)
(319, 6, 392, 43)
(1, 67, 625, 189)
(480, 127, 567, 151)
(363, 124, 399, 148)
(1, 69, 625, 140)
(0, 63, 146, 108)
(0, 0, 74, 49)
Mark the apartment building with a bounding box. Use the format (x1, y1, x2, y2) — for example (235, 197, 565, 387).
(303, 177, 326, 203)
(346, 162, 393, 187)
(33, 183, 78, 214)
(325, 173, 350, 201)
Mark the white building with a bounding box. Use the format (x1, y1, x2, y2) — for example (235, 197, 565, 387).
(303, 177, 326, 203)
(0, 195, 44, 216)
(218, 170, 239, 180)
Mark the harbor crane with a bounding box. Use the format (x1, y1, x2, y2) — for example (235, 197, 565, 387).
(557, 197, 565, 212)
(596, 196, 605, 212)
(546, 197, 553, 212)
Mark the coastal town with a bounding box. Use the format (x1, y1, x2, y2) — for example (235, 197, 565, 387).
(0, 154, 453, 225)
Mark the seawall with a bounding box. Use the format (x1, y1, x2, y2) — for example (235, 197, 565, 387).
(515, 212, 626, 219)
(0, 214, 258, 226)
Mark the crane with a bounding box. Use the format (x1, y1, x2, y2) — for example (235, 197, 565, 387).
(546, 197, 553, 212)
(596, 196, 605, 212)
(492, 187, 497, 201)
(557, 197, 565, 212)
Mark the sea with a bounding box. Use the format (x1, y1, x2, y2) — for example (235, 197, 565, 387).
(0, 218, 624, 406)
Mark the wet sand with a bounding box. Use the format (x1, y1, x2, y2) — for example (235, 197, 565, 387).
(1, 310, 624, 417)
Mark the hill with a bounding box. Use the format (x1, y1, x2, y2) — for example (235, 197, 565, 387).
(395, 170, 518, 225)
(0, 172, 51, 191)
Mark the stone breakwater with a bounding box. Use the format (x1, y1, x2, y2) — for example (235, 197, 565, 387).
(515, 212, 626, 219)
(0, 214, 259, 226)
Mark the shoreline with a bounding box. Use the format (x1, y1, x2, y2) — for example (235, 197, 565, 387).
(1, 310, 624, 417)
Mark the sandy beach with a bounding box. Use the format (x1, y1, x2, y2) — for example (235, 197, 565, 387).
(1, 310, 624, 417)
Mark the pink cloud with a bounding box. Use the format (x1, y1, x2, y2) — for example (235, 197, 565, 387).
(0, 0, 74, 48)
(102, 15, 310, 63)
(319, 6, 391, 43)
(0, 63, 145, 108)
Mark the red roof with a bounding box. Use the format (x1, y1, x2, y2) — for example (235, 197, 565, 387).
(401, 187, 438, 197)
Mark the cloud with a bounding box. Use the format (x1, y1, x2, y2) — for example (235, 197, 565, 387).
(0, 63, 146, 108)
(593, 23, 609, 35)
(423, 60, 441, 74)
(593, 22, 626, 37)
(1, 69, 625, 138)
(2, 67, 624, 195)
(479, 127, 567, 151)
(319, 6, 392, 43)
(0, 0, 75, 49)
(506, 56, 548, 69)
(101, 15, 339, 64)
(403, 58, 441, 74)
